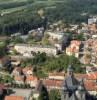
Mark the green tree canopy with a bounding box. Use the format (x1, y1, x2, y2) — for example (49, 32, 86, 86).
(49, 89, 61, 100)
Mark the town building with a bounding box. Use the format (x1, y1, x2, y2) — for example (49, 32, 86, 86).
(88, 17, 97, 25)
(61, 65, 93, 100)
(5, 89, 32, 100)
(14, 44, 57, 57)
(46, 31, 64, 41)
(4, 96, 24, 100)
(48, 72, 65, 80)
(66, 40, 81, 58)
(26, 75, 39, 88)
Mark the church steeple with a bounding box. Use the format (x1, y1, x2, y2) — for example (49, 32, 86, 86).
(61, 64, 92, 100)
(67, 65, 74, 77)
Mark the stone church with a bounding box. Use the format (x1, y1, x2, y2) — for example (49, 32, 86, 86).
(61, 65, 94, 100)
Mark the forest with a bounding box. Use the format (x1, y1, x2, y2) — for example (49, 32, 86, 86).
(0, 0, 97, 35)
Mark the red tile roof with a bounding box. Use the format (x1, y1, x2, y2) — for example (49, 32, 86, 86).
(84, 81, 96, 91)
(71, 40, 81, 46)
(74, 73, 88, 80)
(4, 96, 24, 100)
(26, 75, 38, 81)
(43, 79, 62, 88)
(87, 72, 97, 80)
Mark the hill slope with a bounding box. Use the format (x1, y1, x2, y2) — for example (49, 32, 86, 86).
(0, 0, 97, 35)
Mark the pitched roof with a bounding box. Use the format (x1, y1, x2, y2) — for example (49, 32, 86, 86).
(26, 75, 38, 81)
(87, 72, 97, 80)
(71, 40, 81, 46)
(49, 72, 65, 77)
(14, 76, 24, 81)
(74, 73, 88, 80)
(84, 81, 96, 91)
(4, 96, 24, 100)
(22, 67, 33, 73)
(43, 79, 62, 88)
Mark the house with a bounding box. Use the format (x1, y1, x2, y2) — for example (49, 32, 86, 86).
(14, 76, 24, 85)
(74, 73, 88, 81)
(84, 80, 97, 96)
(11, 58, 21, 66)
(22, 67, 33, 76)
(12, 67, 22, 76)
(26, 75, 38, 88)
(28, 27, 44, 41)
(88, 24, 97, 33)
(86, 71, 97, 81)
(46, 31, 64, 41)
(66, 40, 81, 58)
(4, 96, 24, 100)
(88, 17, 97, 25)
(43, 79, 62, 90)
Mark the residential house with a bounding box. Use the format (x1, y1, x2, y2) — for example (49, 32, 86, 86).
(84, 80, 97, 96)
(88, 24, 97, 33)
(14, 76, 24, 85)
(74, 73, 88, 81)
(22, 67, 33, 76)
(86, 71, 97, 82)
(46, 31, 64, 41)
(43, 79, 62, 90)
(12, 67, 22, 76)
(11, 58, 21, 66)
(66, 40, 81, 58)
(88, 17, 97, 25)
(28, 27, 44, 41)
(26, 75, 38, 88)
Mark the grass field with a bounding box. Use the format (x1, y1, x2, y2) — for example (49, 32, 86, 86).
(0, 0, 27, 3)
(0, 0, 65, 15)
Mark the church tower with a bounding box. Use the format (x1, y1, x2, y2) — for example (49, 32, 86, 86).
(61, 65, 89, 100)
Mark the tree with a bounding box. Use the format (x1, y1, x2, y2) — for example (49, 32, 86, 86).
(10, 36, 24, 44)
(44, 54, 83, 73)
(3, 75, 13, 84)
(33, 52, 47, 65)
(38, 86, 49, 100)
(0, 42, 7, 57)
(76, 33, 85, 41)
(49, 90, 61, 100)
(42, 34, 50, 45)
